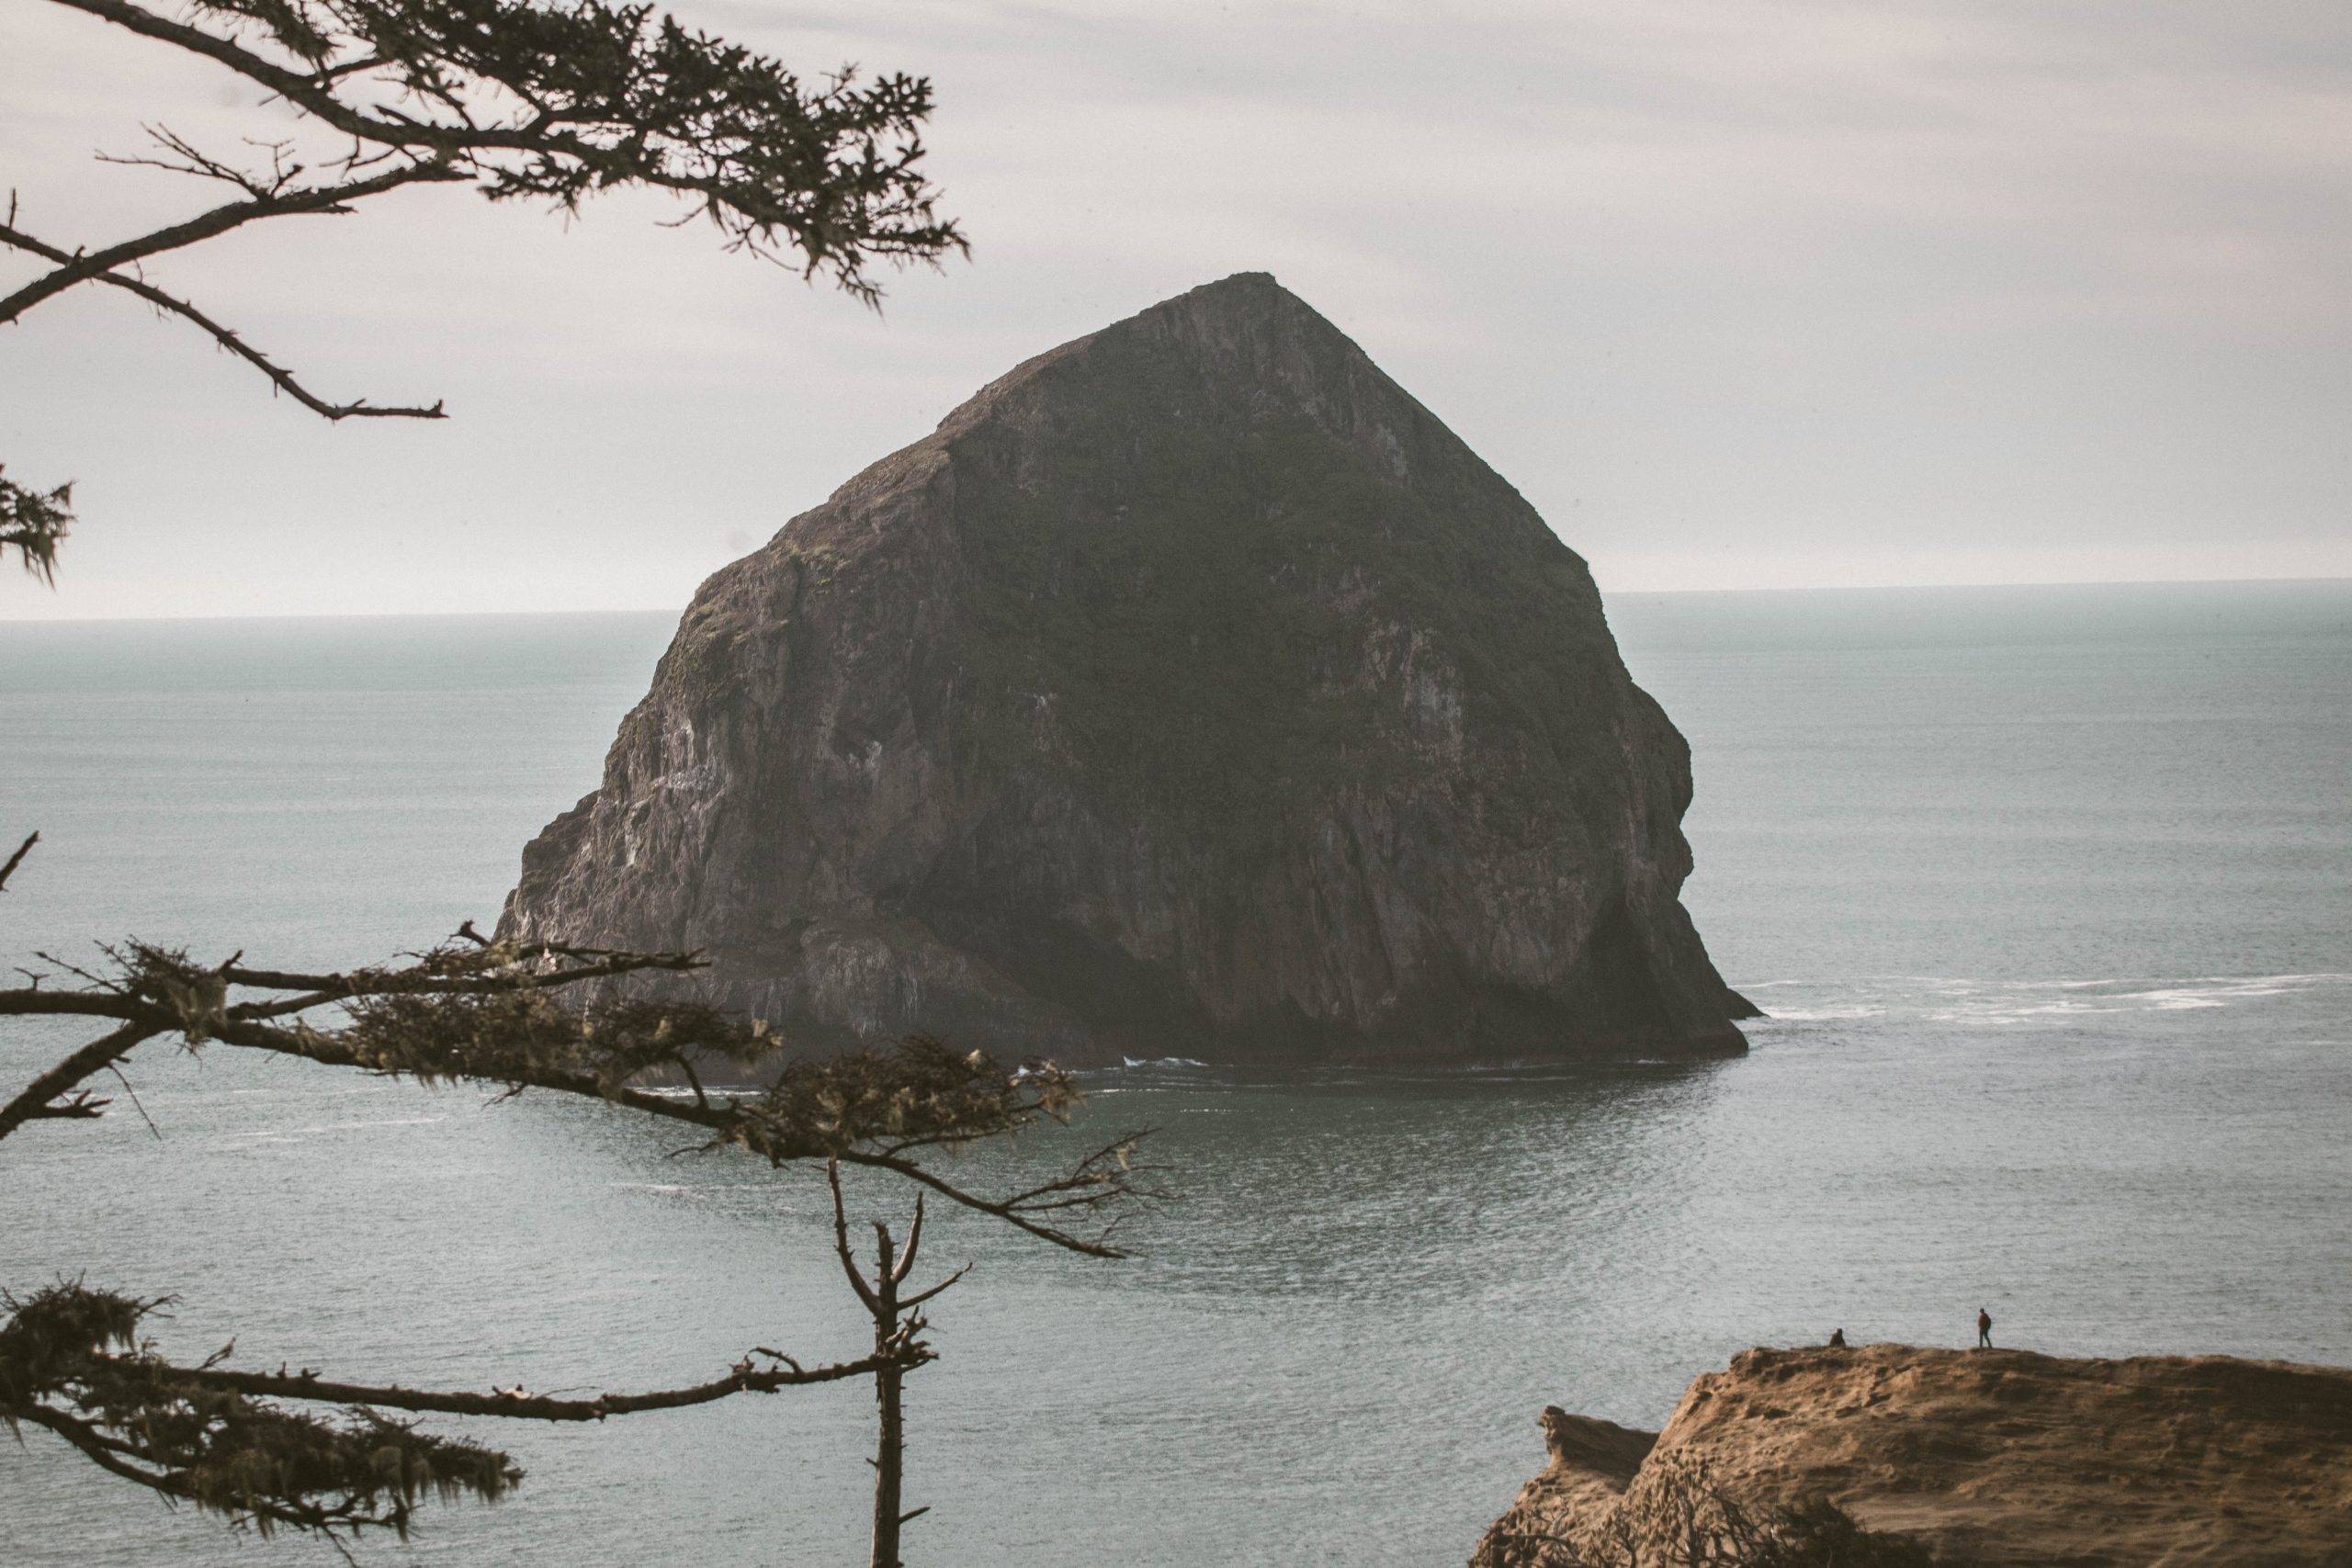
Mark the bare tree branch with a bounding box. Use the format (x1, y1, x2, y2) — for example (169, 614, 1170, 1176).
(0, 1021, 164, 1141)
(156, 1346, 907, 1421)
(17, 1089, 112, 1122)
(0, 219, 447, 422)
(0, 831, 36, 892)
(827, 1158, 884, 1314)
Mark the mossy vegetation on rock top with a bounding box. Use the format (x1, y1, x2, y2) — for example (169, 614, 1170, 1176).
(503, 273, 1752, 1066)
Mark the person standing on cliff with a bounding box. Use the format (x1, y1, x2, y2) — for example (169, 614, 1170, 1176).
(1977, 1307, 1994, 1348)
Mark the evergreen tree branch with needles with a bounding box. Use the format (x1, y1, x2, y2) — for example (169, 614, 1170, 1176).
(3, 0, 968, 579)
(1, 888, 1163, 1551)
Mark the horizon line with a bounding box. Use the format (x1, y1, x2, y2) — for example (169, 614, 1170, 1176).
(2, 570, 2347, 629)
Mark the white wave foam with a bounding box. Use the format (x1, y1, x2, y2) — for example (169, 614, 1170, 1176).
(1751, 1006, 1888, 1022)
(234, 1115, 447, 1141)
(1751, 972, 2345, 1028)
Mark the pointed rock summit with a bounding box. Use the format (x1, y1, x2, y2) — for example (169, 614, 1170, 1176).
(503, 274, 1754, 1065)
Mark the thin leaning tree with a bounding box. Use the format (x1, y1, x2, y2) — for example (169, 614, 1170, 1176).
(0, 897, 1161, 1556)
(2, 0, 968, 577)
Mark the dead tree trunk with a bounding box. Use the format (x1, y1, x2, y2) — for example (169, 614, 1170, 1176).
(829, 1159, 966, 1568)
(869, 1254, 909, 1567)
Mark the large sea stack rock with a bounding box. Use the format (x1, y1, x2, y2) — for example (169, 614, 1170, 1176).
(502, 274, 1753, 1066)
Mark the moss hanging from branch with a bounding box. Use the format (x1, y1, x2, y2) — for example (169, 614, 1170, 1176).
(1, 920, 1163, 1547)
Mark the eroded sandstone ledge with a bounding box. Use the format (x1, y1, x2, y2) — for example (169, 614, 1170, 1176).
(1474, 1343, 2352, 1567)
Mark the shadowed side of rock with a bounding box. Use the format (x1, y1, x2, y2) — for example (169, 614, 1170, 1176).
(503, 272, 1755, 1066)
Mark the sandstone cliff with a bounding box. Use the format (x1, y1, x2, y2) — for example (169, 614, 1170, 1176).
(502, 272, 1753, 1066)
(1474, 1344, 2352, 1567)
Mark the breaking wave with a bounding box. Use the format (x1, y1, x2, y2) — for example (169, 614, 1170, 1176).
(1746, 973, 2348, 1028)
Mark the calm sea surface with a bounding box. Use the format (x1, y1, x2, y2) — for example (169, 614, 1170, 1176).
(3, 581, 2347, 1565)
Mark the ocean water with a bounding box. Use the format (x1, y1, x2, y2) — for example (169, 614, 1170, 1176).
(2, 581, 2346, 1566)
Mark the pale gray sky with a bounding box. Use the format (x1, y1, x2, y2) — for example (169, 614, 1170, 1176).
(4, 0, 2347, 619)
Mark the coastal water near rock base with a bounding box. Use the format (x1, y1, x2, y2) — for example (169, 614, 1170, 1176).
(5, 583, 2344, 1565)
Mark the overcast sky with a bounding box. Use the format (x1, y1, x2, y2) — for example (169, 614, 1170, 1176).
(4, 0, 2347, 619)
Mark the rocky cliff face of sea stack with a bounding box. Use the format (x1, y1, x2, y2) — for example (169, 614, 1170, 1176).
(501, 273, 1753, 1066)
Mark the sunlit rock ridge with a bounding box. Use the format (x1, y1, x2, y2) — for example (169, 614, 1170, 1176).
(502, 273, 1755, 1066)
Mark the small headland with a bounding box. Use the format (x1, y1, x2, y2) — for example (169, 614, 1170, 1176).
(1473, 1342, 2352, 1567)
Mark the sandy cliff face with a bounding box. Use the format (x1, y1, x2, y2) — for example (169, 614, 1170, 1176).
(1474, 1344, 2352, 1567)
(501, 272, 1752, 1065)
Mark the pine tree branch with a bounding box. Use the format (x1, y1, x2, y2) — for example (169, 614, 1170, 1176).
(220, 945, 705, 1018)
(1, 1403, 373, 1545)
(1, 931, 1159, 1258)
(40, 0, 965, 299)
(47, 0, 486, 152)
(0, 467, 73, 582)
(0, 160, 462, 325)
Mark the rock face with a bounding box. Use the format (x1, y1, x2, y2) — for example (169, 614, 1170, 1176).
(1473, 1344, 2352, 1567)
(502, 273, 1752, 1066)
